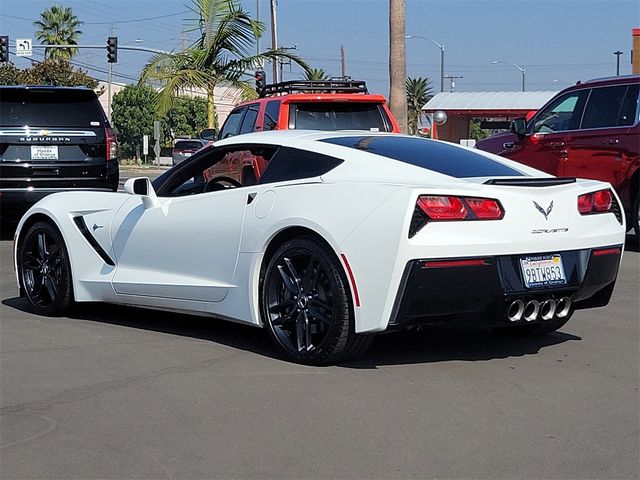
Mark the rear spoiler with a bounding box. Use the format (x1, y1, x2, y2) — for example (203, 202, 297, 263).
(484, 177, 577, 187)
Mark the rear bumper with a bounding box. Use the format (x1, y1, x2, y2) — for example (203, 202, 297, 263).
(0, 161, 118, 221)
(388, 246, 622, 329)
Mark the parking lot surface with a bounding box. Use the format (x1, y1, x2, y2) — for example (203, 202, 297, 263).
(1, 235, 638, 479)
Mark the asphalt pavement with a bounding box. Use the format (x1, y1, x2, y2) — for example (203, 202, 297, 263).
(0, 235, 638, 479)
(118, 164, 170, 190)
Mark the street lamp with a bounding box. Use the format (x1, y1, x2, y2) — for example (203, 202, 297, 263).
(492, 60, 526, 92)
(406, 34, 445, 93)
(613, 50, 623, 76)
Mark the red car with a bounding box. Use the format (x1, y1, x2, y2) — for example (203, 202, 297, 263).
(476, 75, 639, 239)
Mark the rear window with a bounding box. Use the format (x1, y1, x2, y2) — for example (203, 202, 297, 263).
(291, 102, 391, 132)
(321, 136, 524, 178)
(0, 88, 105, 127)
(174, 140, 205, 151)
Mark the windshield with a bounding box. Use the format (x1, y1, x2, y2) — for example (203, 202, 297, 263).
(292, 102, 391, 132)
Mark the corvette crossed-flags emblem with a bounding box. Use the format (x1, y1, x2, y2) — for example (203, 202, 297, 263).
(533, 200, 554, 220)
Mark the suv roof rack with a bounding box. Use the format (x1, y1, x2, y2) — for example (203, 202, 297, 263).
(259, 80, 369, 97)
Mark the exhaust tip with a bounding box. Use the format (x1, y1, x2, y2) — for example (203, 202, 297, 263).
(556, 297, 572, 318)
(507, 299, 525, 322)
(540, 299, 557, 321)
(523, 300, 540, 322)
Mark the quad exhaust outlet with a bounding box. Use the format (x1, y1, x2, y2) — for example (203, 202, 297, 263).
(507, 296, 572, 322)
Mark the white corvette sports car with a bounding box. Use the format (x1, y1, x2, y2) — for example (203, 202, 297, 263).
(14, 131, 625, 364)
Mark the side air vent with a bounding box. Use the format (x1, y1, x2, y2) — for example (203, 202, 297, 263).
(73, 216, 115, 266)
(484, 177, 577, 187)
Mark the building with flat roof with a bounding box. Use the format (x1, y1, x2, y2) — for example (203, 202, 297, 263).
(96, 81, 244, 128)
(422, 91, 559, 143)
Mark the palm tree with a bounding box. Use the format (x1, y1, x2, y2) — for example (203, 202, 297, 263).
(406, 76, 434, 135)
(140, 0, 308, 128)
(33, 5, 82, 61)
(389, 0, 407, 133)
(305, 68, 330, 81)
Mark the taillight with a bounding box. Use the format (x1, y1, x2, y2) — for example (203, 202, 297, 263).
(106, 127, 118, 161)
(465, 198, 503, 219)
(593, 190, 613, 211)
(578, 189, 613, 215)
(416, 195, 504, 221)
(417, 196, 466, 220)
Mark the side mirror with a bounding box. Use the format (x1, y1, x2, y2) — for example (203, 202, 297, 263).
(200, 128, 217, 141)
(124, 177, 158, 208)
(511, 118, 527, 136)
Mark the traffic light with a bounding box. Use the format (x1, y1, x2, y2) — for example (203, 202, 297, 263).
(0, 36, 8, 63)
(255, 70, 266, 93)
(106, 36, 118, 63)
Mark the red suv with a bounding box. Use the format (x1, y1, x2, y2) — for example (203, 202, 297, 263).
(219, 80, 399, 137)
(476, 75, 640, 238)
(212, 80, 400, 186)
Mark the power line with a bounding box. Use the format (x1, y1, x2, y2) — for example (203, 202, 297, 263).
(0, 11, 189, 25)
(85, 11, 191, 25)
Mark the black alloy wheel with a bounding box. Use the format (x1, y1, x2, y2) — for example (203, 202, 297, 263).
(261, 237, 371, 364)
(19, 221, 73, 316)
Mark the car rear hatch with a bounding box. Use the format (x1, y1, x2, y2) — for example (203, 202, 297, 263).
(0, 87, 115, 191)
(173, 140, 205, 157)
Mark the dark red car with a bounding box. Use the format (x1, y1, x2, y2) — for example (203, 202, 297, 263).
(476, 75, 639, 238)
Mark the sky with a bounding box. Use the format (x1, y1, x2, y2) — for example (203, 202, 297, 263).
(1, 0, 638, 96)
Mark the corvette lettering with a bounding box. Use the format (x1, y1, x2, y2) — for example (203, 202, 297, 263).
(531, 228, 569, 234)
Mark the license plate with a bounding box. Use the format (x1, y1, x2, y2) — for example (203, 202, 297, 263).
(31, 146, 58, 160)
(184, 152, 192, 157)
(520, 254, 567, 288)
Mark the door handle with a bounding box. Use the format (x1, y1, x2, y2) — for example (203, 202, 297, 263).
(603, 139, 619, 145)
(502, 142, 515, 150)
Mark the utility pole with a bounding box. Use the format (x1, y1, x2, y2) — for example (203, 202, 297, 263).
(444, 74, 463, 92)
(278, 45, 296, 83)
(614, 50, 623, 76)
(256, 0, 260, 56)
(340, 45, 346, 79)
(270, 0, 278, 83)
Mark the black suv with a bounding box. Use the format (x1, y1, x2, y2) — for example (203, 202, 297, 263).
(0, 85, 119, 222)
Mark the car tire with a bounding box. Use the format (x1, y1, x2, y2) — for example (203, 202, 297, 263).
(261, 236, 372, 365)
(18, 221, 73, 316)
(494, 312, 573, 337)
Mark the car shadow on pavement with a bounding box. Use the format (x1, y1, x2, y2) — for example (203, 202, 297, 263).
(4, 296, 581, 368)
(343, 326, 580, 369)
